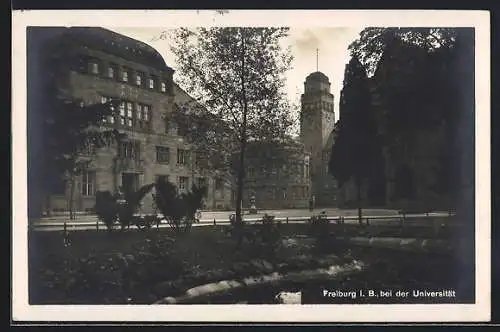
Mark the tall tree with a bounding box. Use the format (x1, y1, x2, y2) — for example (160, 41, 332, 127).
(348, 27, 474, 216)
(348, 27, 458, 76)
(168, 27, 293, 228)
(329, 57, 379, 224)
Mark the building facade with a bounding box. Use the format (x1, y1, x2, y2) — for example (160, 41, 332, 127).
(299, 72, 338, 207)
(30, 27, 234, 216)
(242, 140, 312, 209)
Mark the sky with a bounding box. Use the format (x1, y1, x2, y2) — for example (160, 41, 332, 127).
(108, 27, 363, 123)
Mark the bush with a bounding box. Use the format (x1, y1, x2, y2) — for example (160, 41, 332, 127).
(154, 177, 206, 235)
(227, 214, 282, 260)
(39, 234, 184, 304)
(308, 212, 332, 253)
(94, 191, 119, 231)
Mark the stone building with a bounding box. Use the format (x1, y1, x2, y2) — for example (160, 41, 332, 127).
(28, 27, 234, 216)
(239, 71, 337, 210)
(299, 72, 337, 207)
(242, 140, 312, 209)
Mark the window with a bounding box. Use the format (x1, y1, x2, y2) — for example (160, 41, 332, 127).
(122, 69, 129, 82)
(119, 102, 126, 125)
(143, 106, 149, 121)
(136, 72, 143, 86)
(282, 189, 287, 200)
(160, 82, 166, 92)
(107, 65, 116, 79)
(155, 175, 169, 184)
(149, 77, 155, 89)
(89, 61, 99, 75)
(119, 102, 125, 116)
(81, 171, 96, 196)
(119, 141, 140, 160)
(215, 178, 223, 191)
(177, 149, 189, 165)
(247, 166, 254, 178)
(136, 104, 142, 120)
(177, 121, 188, 137)
(197, 177, 207, 189)
(156, 146, 170, 164)
(127, 102, 133, 118)
(179, 176, 189, 191)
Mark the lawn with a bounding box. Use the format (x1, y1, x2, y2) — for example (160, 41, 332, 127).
(28, 221, 474, 305)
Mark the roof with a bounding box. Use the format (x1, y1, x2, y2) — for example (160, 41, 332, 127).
(305, 71, 330, 83)
(49, 27, 173, 72)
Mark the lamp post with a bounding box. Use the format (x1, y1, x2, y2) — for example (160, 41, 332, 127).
(249, 194, 257, 214)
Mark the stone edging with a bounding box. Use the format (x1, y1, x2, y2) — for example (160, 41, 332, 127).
(154, 260, 365, 304)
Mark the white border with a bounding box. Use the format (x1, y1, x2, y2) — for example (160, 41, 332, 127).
(12, 10, 491, 322)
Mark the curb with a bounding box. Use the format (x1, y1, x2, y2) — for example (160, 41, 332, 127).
(154, 260, 365, 304)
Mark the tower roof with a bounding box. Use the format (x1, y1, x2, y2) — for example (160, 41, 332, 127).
(306, 71, 330, 83)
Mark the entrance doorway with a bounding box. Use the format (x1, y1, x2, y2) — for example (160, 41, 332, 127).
(122, 172, 140, 194)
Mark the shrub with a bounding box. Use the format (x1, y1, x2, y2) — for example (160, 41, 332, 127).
(308, 212, 332, 252)
(94, 191, 119, 231)
(257, 214, 281, 249)
(154, 177, 207, 235)
(228, 214, 282, 260)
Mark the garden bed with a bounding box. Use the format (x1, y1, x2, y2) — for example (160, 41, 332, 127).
(28, 223, 473, 305)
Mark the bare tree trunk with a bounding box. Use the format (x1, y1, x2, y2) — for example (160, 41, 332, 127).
(355, 176, 363, 225)
(235, 29, 248, 227)
(68, 175, 75, 221)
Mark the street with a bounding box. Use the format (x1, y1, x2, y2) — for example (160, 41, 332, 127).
(30, 208, 453, 232)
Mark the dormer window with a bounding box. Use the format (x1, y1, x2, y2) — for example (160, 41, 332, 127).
(160, 82, 166, 92)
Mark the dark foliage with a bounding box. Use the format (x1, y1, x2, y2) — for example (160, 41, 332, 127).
(118, 183, 156, 230)
(329, 57, 381, 223)
(308, 213, 332, 253)
(154, 177, 207, 234)
(94, 191, 119, 231)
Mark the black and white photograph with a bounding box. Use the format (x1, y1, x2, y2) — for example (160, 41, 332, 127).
(12, 10, 490, 322)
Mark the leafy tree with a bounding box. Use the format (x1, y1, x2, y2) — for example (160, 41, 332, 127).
(348, 27, 458, 76)
(168, 27, 294, 232)
(329, 57, 379, 224)
(350, 27, 474, 214)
